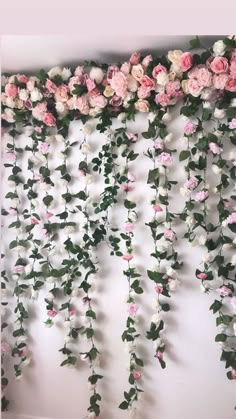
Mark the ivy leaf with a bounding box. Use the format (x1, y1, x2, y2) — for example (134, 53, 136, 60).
(119, 401, 129, 410)
(179, 150, 190, 161)
(190, 36, 201, 49)
(215, 334, 227, 342)
(124, 199, 136, 209)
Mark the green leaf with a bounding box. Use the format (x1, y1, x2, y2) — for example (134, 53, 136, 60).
(124, 199, 136, 210)
(190, 36, 201, 49)
(43, 195, 53, 207)
(228, 223, 236, 233)
(119, 401, 129, 410)
(179, 150, 190, 161)
(215, 334, 227, 342)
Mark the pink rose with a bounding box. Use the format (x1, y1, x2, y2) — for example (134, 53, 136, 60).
(127, 132, 138, 142)
(231, 296, 236, 310)
(152, 64, 167, 79)
(55, 85, 69, 103)
(109, 95, 122, 107)
(230, 59, 236, 78)
(184, 177, 198, 190)
(155, 93, 170, 107)
(128, 303, 138, 315)
(80, 353, 89, 361)
(120, 62, 131, 75)
(164, 229, 176, 240)
(197, 67, 212, 87)
(133, 371, 141, 380)
(229, 118, 236, 129)
(131, 64, 144, 81)
(42, 228, 49, 237)
(6, 152, 16, 162)
(8, 207, 17, 215)
(43, 113, 56, 127)
(153, 204, 163, 212)
(86, 77, 96, 92)
(75, 95, 90, 115)
(216, 286, 231, 297)
(110, 71, 127, 97)
(195, 191, 209, 202)
(184, 121, 197, 135)
(90, 95, 108, 108)
(187, 79, 203, 97)
(156, 350, 163, 360)
(124, 223, 134, 233)
(121, 184, 132, 192)
(231, 370, 236, 380)
(5, 83, 18, 98)
(32, 102, 47, 120)
(155, 285, 163, 294)
(154, 140, 164, 150)
(18, 74, 28, 84)
(46, 211, 54, 218)
(197, 272, 208, 280)
(166, 80, 181, 97)
(158, 152, 173, 165)
(180, 52, 193, 71)
(39, 142, 49, 153)
(69, 309, 76, 317)
(137, 87, 151, 99)
(140, 75, 155, 91)
(209, 142, 222, 155)
(74, 66, 84, 77)
(129, 52, 140, 65)
(31, 217, 39, 225)
(107, 65, 119, 82)
(127, 172, 136, 182)
(68, 76, 82, 92)
(142, 54, 153, 68)
(26, 79, 35, 92)
(226, 212, 236, 224)
(14, 265, 25, 273)
(1, 342, 10, 353)
(226, 78, 236, 92)
(134, 99, 150, 112)
(34, 126, 42, 133)
(45, 79, 57, 93)
(213, 73, 229, 89)
(210, 57, 229, 74)
(122, 254, 133, 261)
(47, 310, 58, 318)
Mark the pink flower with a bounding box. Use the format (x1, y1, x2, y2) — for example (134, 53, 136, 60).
(152, 64, 167, 79)
(210, 57, 229, 74)
(187, 79, 203, 97)
(197, 272, 208, 280)
(17, 74, 28, 84)
(142, 55, 153, 68)
(216, 286, 231, 297)
(140, 75, 155, 91)
(5, 83, 18, 98)
(213, 73, 229, 90)
(230, 59, 236, 78)
(166, 81, 181, 97)
(226, 212, 236, 224)
(137, 87, 151, 99)
(90, 94, 108, 109)
(14, 265, 25, 273)
(156, 350, 163, 360)
(184, 121, 197, 135)
(39, 142, 49, 153)
(231, 370, 236, 380)
(155, 285, 163, 294)
(229, 118, 236, 129)
(45, 79, 57, 93)
(127, 172, 136, 182)
(133, 371, 141, 380)
(180, 52, 193, 71)
(155, 93, 170, 107)
(86, 78, 96, 92)
(129, 52, 140, 65)
(1, 342, 10, 353)
(43, 113, 56, 127)
(231, 296, 236, 310)
(127, 132, 138, 142)
(74, 66, 84, 77)
(128, 303, 138, 315)
(42, 228, 49, 237)
(80, 353, 88, 361)
(124, 223, 134, 233)
(121, 184, 132, 192)
(47, 310, 58, 318)
(120, 62, 131, 75)
(110, 71, 127, 98)
(74, 95, 90, 115)
(209, 142, 222, 155)
(158, 152, 173, 165)
(6, 152, 16, 162)
(131, 64, 144, 81)
(123, 254, 133, 262)
(184, 177, 198, 190)
(20, 347, 27, 358)
(164, 229, 176, 240)
(154, 140, 164, 150)
(153, 204, 163, 212)
(69, 309, 76, 317)
(134, 99, 150, 112)
(196, 66, 212, 87)
(195, 191, 209, 202)
(31, 217, 39, 225)
(34, 126, 42, 133)
(8, 207, 17, 215)
(46, 211, 54, 219)
(226, 78, 236, 92)
(55, 85, 69, 103)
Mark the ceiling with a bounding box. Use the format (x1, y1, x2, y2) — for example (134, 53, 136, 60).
(1, 35, 224, 73)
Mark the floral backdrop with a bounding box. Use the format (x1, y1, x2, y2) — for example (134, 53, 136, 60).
(1, 36, 236, 418)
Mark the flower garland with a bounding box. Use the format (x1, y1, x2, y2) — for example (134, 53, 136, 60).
(1, 254, 10, 411)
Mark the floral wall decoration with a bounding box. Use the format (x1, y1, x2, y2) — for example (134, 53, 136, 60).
(1, 35, 236, 418)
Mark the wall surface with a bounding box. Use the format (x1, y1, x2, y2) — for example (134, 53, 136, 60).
(1, 35, 235, 419)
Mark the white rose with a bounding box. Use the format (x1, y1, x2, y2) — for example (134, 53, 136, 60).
(162, 112, 172, 123)
(19, 89, 29, 101)
(151, 313, 161, 324)
(202, 253, 211, 263)
(48, 66, 62, 79)
(71, 288, 80, 297)
(61, 67, 72, 81)
(46, 292, 54, 301)
(230, 98, 236, 107)
(203, 101, 212, 109)
(198, 234, 207, 245)
(30, 88, 43, 102)
(186, 215, 195, 226)
(5, 97, 15, 108)
(22, 358, 31, 367)
(81, 143, 92, 154)
(56, 102, 67, 115)
(123, 92, 135, 108)
(64, 225, 76, 234)
(166, 267, 177, 278)
(156, 72, 169, 86)
(147, 112, 157, 123)
(169, 279, 180, 291)
(31, 289, 39, 300)
(55, 134, 64, 143)
(152, 298, 160, 310)
(213, 40, 226, 56)
(165, 133, 174, 143)
(82, 122, 95, 136)
(46, 277, 55, 284)
(214, 108, 225, 119)
(212, 164, 222, 175)
(127, 75, 138, 92)
(117, 112, 126, 122)
(89, 107, 101, 117)
(89, 67, 104, 84)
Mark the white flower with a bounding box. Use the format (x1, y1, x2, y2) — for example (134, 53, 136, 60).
(56, 102, 67, 115)
(64, 225, 76, 234)
(117, 112, 126, 122)
(15, 375, 23, 381)
(169, 279, 180, 291)
(19, 89, 29, 101)
(202, 253, 211, 263)
(82, 122, 95, 136)
(214, 108, 225, 119)
(64, 335, 73, 344)
(87, 175, 94, 185)
(71, 288, 80, 297)
(156, 72, 169, 86)
(203, 101, 212, 109)
(89, 107, 101, 117)
(162, 112, 172, 123)
(222, 243, 232, 251)
(81, 143, 92, 154)
(212, 164, 222, 175)
(152, 298, 160, 310)
(231, 98, 236, 107)
(158, 166, 166, 175)
(46, 292, 54, 301)
(48, 66, 62, 79)
(127, 76, 138, 93)
(147, 112, 157, 123)
(198, 234, 207, 245)
(5, 97, 15, 108)
(158, 187, 167, 196)
(180, 187, 191, 199)
(30, 88, 43, 102)
(166, 267, 177, 278)
(55, 134, 64, 143)
(213, 40, 226, 56)
(46, 277, 55, 284)
(31, 289, 39, 300)
(185, 215, 195, 226)
(17, 335, 27, 344)
(151, 313, 161, 324)
(89, 67, 104, 84)
(123, 92, 135, 107)
(61, 67, 72, 81)
(231, 254, 236, 265)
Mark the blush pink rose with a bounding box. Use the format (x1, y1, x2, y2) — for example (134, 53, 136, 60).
(74, 66, 84, 77)
(20, 348, 27, 358)
(226, 78, 236, 92)
(210, 57, 229, 74)
(197, 272, 208, 280)
(142, 54, 153, 68)
(5, 83, 18, 98)
(55, 85, 69, 102)
(122, 254, 133, 261)
(90, 95, 108, 108)
(39, 142, 49, 153)
(153, 204, 163, 212)
(209, 142, 222, 155)
(86, 78, 96, 92)
(152, 64, 167, 79)
(158, 152, 173, 165)
(187, 79, 203, 97)
(134, 99, 150, 112)
(1, 342, 10, 353)
(129, 52, 141, 65)
(231, 370, 236, 380)
(75, 95, 90, 115)
(46, 211, 54, 218)
(43, 113, 56, 126)
(155, 285, 163, 294)
(216, 286, 231, 297)
(213, 73, 229, 89)
(195, 191, 209, 202)
(6, 152, 16, 162)
(180, 52, 193, 71)
(8, 207, 17, 215)
(154, 140, 164, 150)
(156, 350, 163, 360)
(140, 75, 155, 91)
(137, 87, 151, 99)
(109, 95, 123, 107)
(45, 79, 57, 93)
(17, 74, 28, 84)
(164, 229, 176, 240)
(47, 310, 58, 318)
(14, 265, 25, 273)
(120, 62, 131, 75)
(133, 371, 141, 380)
(68, 76, 82, 92)
(226, 212, 236, 224)
(128, 303, 138, 315)
(197, 67, 212, 87)
(131, 64, 144, 81)
(69, 309, 76, 317)
(155, 93, 170, 107)
(121, 184, 132, 192)
(107, 65, 119, 82)
(184, 177, 198, 190)
(127, 132, 138, 142)
(110, 71, 127, 97)
(34, 126, 42, 133)
(184, 121, 197, 135)
(124, 223, 134, 233)
(229, 118, 236, 129)
(230, 59, 236, 78)
(166, 80, 181, 96)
